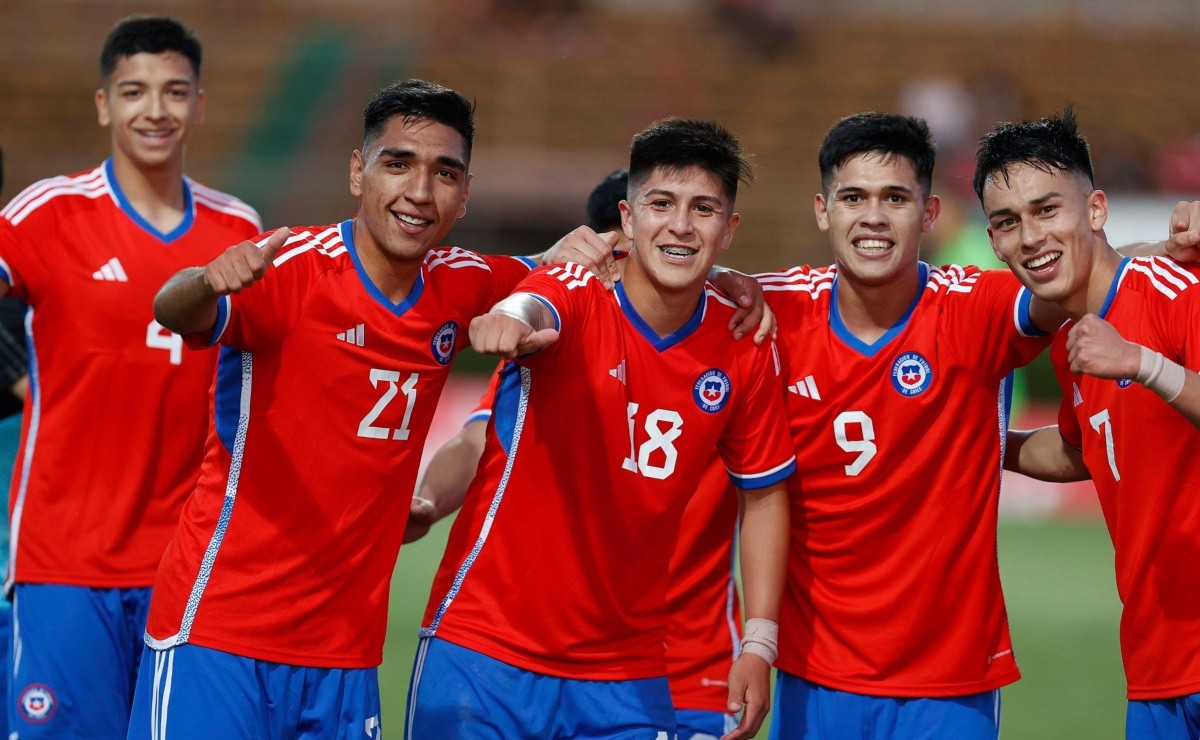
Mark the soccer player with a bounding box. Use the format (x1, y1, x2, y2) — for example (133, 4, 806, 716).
(408, 169, 749, 739)
(549, 113, 1198, 740)
(407, 118, 795, 740)
(0, 17, 261, 737)
(977, 110, 1200, 739)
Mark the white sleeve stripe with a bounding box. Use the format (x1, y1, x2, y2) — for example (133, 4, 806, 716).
(4, 178, 107, 226)
(727, 456, 796, 482)
(1145, 257, 1194, 291)
(1129, 262, 1180, 300)
(1151, 256, 1200, 284)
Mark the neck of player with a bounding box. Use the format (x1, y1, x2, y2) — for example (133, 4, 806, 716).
(620, 255, 705, 338)
(835, 266, 922, 345)
(110, 151, 187, 234)
(1075, 243, 1124, 320)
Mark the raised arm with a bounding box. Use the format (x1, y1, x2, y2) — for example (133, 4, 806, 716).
(406, 419, 487, 544)
(153, 227, 290, 336)
(723, 481, 788, 740)
(469, 293, 560, 359)
(1068, 314, 1200, 428)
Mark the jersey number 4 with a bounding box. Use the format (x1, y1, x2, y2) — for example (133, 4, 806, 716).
(146, 320, 183, 365)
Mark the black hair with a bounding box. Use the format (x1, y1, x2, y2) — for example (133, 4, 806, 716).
(362, 79, 476, 163)
(586, 169, 628, 232)
(972, 107, 1095, 203)
(818, 112, 936, 196)
(628, 118, 751, 205)
(100, 15, 201, 83)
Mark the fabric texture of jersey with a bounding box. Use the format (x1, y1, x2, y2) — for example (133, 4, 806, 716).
(143, 220, 532, 668)
(1052, 256, 1200, 700)
(421, 265, 795, 681)
(0, 159, 260, 589)
(761, 263, 1049, 697)
(469, 365, 742, 711)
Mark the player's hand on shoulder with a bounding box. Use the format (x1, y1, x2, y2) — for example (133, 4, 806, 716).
(1067, 314, 1141, 379)
(203, 227, 290, 296)
(543, 226, 623, 290)
(469, 312, 558, 359)
(722, 653, 771, 740)
(709, 267, 774, 343)
(1167, 200, 1200, 264)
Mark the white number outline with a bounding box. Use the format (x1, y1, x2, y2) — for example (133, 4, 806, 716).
(146, 320, 183, 365)
(622, 402, 684, 480)
(1089, 408, 1121, 481)
(834, 410, 877, 476)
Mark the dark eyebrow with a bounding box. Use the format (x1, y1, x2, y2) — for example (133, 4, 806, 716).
(986, 191, 1062, 220)
(376, 148, 466, 173)
(643, 188, 723, 207)
(834, 184, 915, 197)
(115, 79, 193, 89)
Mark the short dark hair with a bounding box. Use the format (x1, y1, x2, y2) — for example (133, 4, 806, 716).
(628, 118, 752, 205)
(972, 107, 1095, 203)
(362, 79, 476, 163)
(818, 112, 936, 196)
(586, 169, 628, 232)
(100, 15, 201, 83)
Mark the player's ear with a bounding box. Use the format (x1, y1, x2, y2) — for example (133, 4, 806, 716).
(814, 193, 830, 231)
(921, 194, 941, 234)
(721, 212, 740, 252)
(619, 200, 634, 241)
(349, 150, 364, 198)
(1088, 189, 1109, 232)
(96, 88, 111, 127)
(457, 172, 472, 220)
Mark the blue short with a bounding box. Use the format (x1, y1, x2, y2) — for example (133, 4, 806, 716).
(769, 670, 1001, 739)
(406, 636, 675, 739)
(1127, 693, 1200, 739)
(10, 583, 150, 737)
(675, 707, 737, 739)
(128, 643, 381, 739)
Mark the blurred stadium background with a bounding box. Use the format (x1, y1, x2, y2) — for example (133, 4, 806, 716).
(4, 0, 1197, 736)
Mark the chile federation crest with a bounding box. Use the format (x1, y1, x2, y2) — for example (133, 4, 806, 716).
(693, 369, 732, 413)
(891, 352, 933, 397)
(431, 321, 459, 366)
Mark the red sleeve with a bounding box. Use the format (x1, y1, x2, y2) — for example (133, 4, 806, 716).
(718, 338, 797, 489)
(0, 211, 50, 302)
(942, 267, 1053, 376)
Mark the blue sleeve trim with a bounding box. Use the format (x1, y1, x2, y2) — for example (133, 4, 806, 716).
(514, 256, 539, 269)
(529, 293, 561, 332)
(465, 410, 492, 426)
(727, 458, 796, 490)
(210, 295, 232, 347)
(1015, 287, 1047, 337)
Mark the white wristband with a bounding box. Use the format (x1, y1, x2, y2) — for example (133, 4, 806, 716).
(739, 618, 779, 666)
(1136, 346, 1186, 403)
(490, 293, 550, 331)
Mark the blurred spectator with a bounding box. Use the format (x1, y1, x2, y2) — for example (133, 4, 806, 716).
(1154, 135, 1200, 194)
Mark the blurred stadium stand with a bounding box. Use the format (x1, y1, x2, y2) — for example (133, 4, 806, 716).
(1, 0, 1196, 519)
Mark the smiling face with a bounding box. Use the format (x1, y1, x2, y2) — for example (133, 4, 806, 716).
(982, 162, 1108, 315)
(96, 51, 204, 174)
(815, 152, 939, 291)
(619, 165, 739, 297)
(350, 115, 471, 272)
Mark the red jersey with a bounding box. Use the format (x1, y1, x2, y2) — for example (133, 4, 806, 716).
(469, 365, 741, 711)
(0, 159, 260, 589)
(1052, 256, 1200, 700)
(144, 220, 532, 668)
(762, 263, 1049, 697)
(421, 266, 795, 681)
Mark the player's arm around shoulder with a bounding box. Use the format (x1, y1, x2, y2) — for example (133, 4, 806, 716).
(1005, 426, 1089, 482)
(154, 227, 290, 339)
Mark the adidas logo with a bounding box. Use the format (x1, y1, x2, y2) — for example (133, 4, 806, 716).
(92, 258, 128, 282)
(609, 359, 627, 384)
(788, 375, 821, 400)
(1072, 382, 1083, 407)
(336, 324, 365, 347)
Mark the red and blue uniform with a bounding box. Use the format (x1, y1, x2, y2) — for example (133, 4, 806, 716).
(759, 263, 1049, 737)
(1052, 256, 1200, 705)
(0, 159, 260, 738)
